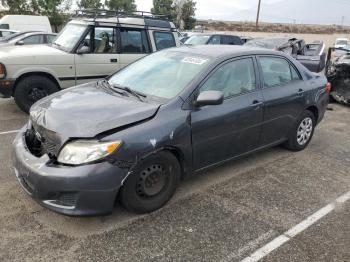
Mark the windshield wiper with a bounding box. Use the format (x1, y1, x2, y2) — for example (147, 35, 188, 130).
(111, 83, 146, 101)
(97, 79, 125, 96)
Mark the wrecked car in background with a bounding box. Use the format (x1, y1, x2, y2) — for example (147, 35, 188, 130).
(244, 37, 326, 73)
(326, 47, 350, 105)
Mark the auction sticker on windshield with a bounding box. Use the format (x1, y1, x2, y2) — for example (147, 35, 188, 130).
(182, 57, 209, 65)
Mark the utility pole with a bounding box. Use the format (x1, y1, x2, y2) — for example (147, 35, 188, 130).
(341, 16, 345, 28)
(256, 0, 262, 28)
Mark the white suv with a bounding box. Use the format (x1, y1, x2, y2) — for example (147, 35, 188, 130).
(0, 10, 180, 112)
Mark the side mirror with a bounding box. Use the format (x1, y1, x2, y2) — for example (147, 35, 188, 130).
(76, 45, 90, 55)
(16, 40, 24, 46)
(195, 90, 224, 107)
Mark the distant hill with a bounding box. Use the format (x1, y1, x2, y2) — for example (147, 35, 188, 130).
(232, 0, 350, 26)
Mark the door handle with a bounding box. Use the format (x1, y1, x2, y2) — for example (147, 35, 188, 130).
(250, 100, 263, 107)
(297, 88, 304, 96)
(110, 58, 118, 63)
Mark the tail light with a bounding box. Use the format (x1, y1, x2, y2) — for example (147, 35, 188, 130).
(0, 63, 6, 79)
(325, 82, 332, 93)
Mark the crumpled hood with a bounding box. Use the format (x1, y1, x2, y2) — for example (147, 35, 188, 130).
(30, 84, 160, 142)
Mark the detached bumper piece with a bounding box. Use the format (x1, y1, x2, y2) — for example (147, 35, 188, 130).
(326, 54, 350, 106)
(12, 129, 127, 216)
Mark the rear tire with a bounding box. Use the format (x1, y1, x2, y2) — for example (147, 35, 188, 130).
(14, 75, 59, 114)
(284, 110, 316, 152)
(120, 151, 181, 213)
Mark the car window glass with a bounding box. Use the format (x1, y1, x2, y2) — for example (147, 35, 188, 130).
(22, 35, 44, 44)
(120, 29, 150, 54)
(201, 58, 256, 98)
(290, 65, 301, 80)
(81, 27, 117, 54)
(47, 34, 56, 44)
(260, 57, 292, 87)
(154, 31, 176, 50)
(0, 24, 9, 29)
(207, 35, 221, 45)
(222, 36, 242, 45)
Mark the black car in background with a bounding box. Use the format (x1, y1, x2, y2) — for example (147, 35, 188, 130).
(13, 46, 329, 216)
(245, 37, 326, 73)
(184, 33, 243, 45)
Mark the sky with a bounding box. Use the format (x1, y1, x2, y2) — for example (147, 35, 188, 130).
(135, 0, 282, 20)
(135, 0, 350, 25)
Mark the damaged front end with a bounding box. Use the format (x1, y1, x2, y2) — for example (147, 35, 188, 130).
(326, 47, 350, 105)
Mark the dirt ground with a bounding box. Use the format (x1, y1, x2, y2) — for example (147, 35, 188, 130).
(0, 97, 349, 261)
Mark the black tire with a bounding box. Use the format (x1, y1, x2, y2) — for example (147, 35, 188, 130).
(284, 110, 316, 152)
(14, 75, 59, 113)
(120, 151, 181, 213)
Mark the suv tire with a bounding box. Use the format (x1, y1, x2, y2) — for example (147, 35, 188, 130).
(120, 151, 181, 213)
(14, 75, 59, 113)
(284, 110, 316, 151)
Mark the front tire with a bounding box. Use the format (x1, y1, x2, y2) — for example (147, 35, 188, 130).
(14, 75, 59, 113)
(284, 110, 316, 151)
(120, 151, 181, 213)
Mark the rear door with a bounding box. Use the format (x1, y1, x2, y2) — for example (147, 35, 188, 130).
(257, 56, 305, 146)
(75, 25, 121, 85)
(191, 57, 264, 170)
(118, 27, 151, 69)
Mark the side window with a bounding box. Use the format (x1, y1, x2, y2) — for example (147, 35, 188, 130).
(0, 24, 9, 29)
(259, 57, 293, 88)
(222, 36, 242, 45)
(120, 29, 150, 54)
(80, 27, 117, 53)
(207, 35, 221, 45)
(200, 58, 256, 98)
(154, 31, 176, 50)
(46, 34, 56, 44)
(290, 65, 302, 80)
(22, 35, 44, 45)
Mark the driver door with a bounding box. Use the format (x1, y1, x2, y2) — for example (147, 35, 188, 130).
(191, 57, 264, 170)
(75, 26, 121, 85)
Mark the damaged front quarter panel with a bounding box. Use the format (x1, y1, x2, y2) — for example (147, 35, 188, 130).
(102, 98, 193, 182)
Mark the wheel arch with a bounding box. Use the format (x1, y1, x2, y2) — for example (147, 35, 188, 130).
(305, 105, 319, 123)
(13, 71, 61, 95)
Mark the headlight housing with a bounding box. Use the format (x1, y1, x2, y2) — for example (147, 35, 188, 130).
(57, 140, 122, 165)
(0, 63, 6, 79)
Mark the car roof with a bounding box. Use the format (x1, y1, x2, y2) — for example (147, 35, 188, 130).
(70, 16, 176, 29)
(169, 45, 285, 58)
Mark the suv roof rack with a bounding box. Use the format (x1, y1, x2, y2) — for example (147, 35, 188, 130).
(72, 9, 172, 21)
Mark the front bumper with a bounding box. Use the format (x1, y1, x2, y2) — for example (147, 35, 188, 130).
(0, 79, 15, 98)
(12, 131, 128, 216)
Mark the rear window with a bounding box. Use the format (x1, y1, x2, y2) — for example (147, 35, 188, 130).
(154, 31, 176, 50)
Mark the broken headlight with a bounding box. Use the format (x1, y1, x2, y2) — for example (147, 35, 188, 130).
(57, 140, 122, 165)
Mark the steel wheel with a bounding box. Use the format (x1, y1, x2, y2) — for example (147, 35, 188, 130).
(136, 164, 169, 198)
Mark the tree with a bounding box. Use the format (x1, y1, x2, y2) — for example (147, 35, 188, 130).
(105, 0, 136, 12)
(151, 0, 173, 15)
(173, 0, 196, 30)
(5, 0, 30, 14)
(180, 0, 196, 30)
(77, 0, 103, 9)
(31, 0, 71, 32)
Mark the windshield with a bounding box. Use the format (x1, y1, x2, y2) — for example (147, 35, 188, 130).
(52, 23, 87, 52)
(336, 40, 348, 46)
(109, 50, 212, 99)
(185, 35, 210, 45)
